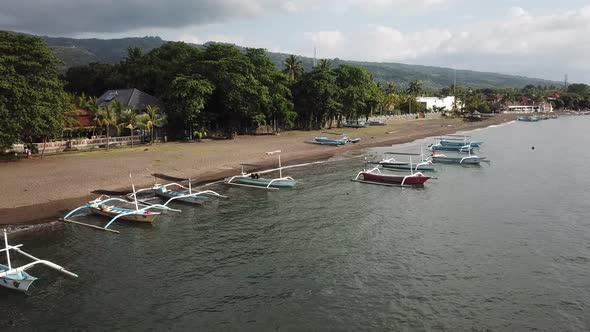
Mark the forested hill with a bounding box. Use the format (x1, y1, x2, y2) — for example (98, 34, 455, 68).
(18, 32, 560, 89)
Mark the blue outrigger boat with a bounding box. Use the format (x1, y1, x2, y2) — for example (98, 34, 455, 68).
(312, 137, 348, 146)
(1, 230, 77, 292)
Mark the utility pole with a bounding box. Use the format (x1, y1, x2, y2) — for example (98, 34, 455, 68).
(313, 45, 317, 68)
(564, 74, 568, 90)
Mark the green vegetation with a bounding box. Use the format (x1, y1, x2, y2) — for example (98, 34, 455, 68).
(2, 31, 588, 153)
(0, 32, 68, 151)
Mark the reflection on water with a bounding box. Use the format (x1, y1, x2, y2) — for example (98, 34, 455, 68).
(1, 117, 589, 331)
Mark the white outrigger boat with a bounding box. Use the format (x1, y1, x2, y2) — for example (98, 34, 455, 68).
(428, 148, 487, 165)
(225, 151, 297, 190)
(379, 149, 436, 171)
(63, 177, 184, 233)
(132, 179, 228, 205)
(1, 229, 77, 292)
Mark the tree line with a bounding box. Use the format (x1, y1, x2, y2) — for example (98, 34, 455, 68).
(2, 31, 589, 151)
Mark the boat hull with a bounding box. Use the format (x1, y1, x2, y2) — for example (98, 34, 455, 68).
(154, 189, 208, 205)
(440, 140, 482, 148)
(233, 177, 297, 188)
(0, 265, 36, 292)
(90, 206, 159, 223)
(312, 137, 347, 145)
(431, 144, 473, 152)
(361, 172, 430, 185)
(379, 162, 435, 171)
(431, 156, 485, 164)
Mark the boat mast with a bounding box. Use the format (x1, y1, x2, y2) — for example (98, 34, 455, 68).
(3, 229, 11, 270)
(129, 173, 139, 211)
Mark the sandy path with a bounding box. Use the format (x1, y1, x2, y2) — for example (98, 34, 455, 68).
(0, 116, 515, 224)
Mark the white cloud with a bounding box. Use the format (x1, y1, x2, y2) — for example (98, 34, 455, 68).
(301, 5, 590, 81)
(282, 1, 303, 13)
(304, 31, 346, 51)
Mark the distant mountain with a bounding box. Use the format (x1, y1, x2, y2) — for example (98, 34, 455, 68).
(7, 31, 561, 89)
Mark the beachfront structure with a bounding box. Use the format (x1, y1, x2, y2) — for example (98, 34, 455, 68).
(97, 88, 159, 111)
(502, 102, 553, 113)
(417, 96, 461, 112)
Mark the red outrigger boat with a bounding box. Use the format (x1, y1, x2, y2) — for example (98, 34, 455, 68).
(359, 169, 430, 185)
(353, 154, 431, 187)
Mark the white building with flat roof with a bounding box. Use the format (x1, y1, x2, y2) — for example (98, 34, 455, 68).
(417, 96, 460, 112)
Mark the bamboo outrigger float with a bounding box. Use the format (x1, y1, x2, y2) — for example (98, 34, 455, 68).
(225, 151, 297, 190)
(1, 230, 77, 292)
(132, 179, 228, 205)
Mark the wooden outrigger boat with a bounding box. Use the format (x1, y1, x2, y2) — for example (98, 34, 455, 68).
(428, 148, 487, 165)
(225, 151, 297, 190)
(1, 229, 77, 292)
(430, 135, 482, 153)
(440, 135, 483, 148)
(311, 136, 347, 146)
(379, 150, 436, 171)
(354, 155, 431, 187)
(63, 176, 183, 233)
(131, 178, 228, 205)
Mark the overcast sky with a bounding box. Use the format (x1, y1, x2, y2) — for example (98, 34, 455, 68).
(1, 0, 589, 83)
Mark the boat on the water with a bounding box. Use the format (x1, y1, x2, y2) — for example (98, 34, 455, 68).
(153, 184, 227, 205)
(355, 155, 431, 187)
(63, 176, 184, 233)
(1, 229, 77, 292)
(225, 151, 297, 190)
(428, 147, 487, 164)
(379, 151, 436, 171)
(439, 135, 483, 148)
(354, 167, 430, 186)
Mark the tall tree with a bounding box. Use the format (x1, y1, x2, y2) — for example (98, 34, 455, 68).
(98, 104, 120, 151)
(163, 75, 214, 139)
(140, 105, 163, 144)
(283, 55, 303, 81)
(406, 80, 423, 95)
(0, 32, 68, 152)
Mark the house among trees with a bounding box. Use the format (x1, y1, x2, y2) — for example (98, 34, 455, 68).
(97, 88, 159, 110)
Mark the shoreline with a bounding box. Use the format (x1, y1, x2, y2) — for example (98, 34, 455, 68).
(0, 115, 518, 227)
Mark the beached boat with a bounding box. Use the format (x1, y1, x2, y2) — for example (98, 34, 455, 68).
(378, 151, 436, 171)
(1, 230, 77, 292)
(225, 151, 297, 190)
(341, 120, 368, 128)
(311, 137, 347, 146)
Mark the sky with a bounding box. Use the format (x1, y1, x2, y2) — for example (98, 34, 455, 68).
(1, 0, 589, 83)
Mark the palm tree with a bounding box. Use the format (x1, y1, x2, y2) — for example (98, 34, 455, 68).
(317, 59, 332, 71)
(284, 55, 303, 81)
(406, 80, 423, 95)
(98, 105, 120, 151)
(140, 105, 163, 144)
(118, 107, 146, 148)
